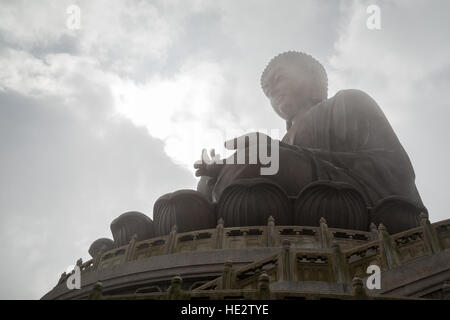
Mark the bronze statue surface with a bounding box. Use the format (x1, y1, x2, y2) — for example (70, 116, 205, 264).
(91, 51, 426, 252)
(193, 51, 425, 233)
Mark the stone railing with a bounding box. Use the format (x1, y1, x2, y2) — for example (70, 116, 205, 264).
(92, 216, 373, 271)
(86, 272, 410, 300)
(343, 215, 450, 279)
(188, 216, 450, 296)
(58, 216, 450, 287)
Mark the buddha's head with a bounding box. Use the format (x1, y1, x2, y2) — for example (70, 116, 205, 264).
(261, 51, 328, 122)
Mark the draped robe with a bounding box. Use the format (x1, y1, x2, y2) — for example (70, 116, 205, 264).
(202, 89, 425, 214)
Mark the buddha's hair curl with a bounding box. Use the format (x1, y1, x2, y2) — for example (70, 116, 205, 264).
(260, 51, 328, 104)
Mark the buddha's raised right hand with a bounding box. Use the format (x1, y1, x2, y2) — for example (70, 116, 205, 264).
(194, 148, 224, 178)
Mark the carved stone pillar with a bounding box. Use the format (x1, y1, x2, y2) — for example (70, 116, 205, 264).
(378, 224, 400, 269)
(267, 216, 277, 247)
(166, 225, 178, 254)
(92, 247, 105, 270)
(352, 276, 368, 299)
(319, 217, 332, 249)
(167, 275, 184, 300)
(420, 212, 442, 254)
(258, 272, 271, 299)
(278, 239, 294, 281)
(331, 242, 349, 283)
(215, 218, 224, 249)
(125, 233, 138, 262)
(220, 261, 234, 290)
(88, 282, 103, 300)
(369, 222, 378, 241)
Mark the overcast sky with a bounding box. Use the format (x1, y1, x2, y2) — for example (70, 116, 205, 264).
(0, 0, 449, 299)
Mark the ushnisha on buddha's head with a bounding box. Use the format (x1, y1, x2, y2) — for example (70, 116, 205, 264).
(261, 51, 328, 126)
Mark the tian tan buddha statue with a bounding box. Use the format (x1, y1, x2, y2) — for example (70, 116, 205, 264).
(92, 52, 427, 257)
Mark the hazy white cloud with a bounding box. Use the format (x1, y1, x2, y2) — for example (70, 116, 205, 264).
(112, 59, 236, 167)
(0, 89, 195, 299)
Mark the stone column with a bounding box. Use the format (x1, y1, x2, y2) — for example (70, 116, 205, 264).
(369, 222, 378, 241)
(125, 233, 138, 262)
(88, 281, 103, 300)
(278, 240, 294, 281)
(92, 247, 105, 270)
(331, 242, 349, 283)
(220, 261, 234, 290)
(57, 272, 67, 285)
(258, 272, 271, 300)
(319, 217, 332, 249)
(167, 275, 184, 300)
(76, 258, 83, 269)
(267, 216, 277, 247)
(166, 225, 178, 254)
(378, 224, 400, 269)
(352, 276, 368, 299)
(215, 218, 224, 249)
(420, 212, 442, 254)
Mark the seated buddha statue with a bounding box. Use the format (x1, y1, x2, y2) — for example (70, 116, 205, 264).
(194, 51, 426, 234)
(89, 51, 427, 251)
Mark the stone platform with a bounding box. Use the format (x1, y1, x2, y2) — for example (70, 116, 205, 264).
(42, 215, 450, 300)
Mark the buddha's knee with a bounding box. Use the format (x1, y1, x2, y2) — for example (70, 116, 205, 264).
(216, 178, 293, 227)
(153, 190, 216, 236)
(370, 196, 424, 234)
(110, 211, 155, 247)
(294, 181, 369, 231)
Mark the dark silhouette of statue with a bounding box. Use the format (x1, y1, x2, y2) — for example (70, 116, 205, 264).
(92, 51, 427, 251)
(194, 51, 426, 234)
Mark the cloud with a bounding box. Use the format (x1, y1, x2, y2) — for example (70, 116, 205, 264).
(112, 58, 248, 169)
(0, 7, 197, 297)
(0, 89, 195, 299)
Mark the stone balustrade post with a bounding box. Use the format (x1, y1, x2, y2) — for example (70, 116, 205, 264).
(166, 225, 178, 254)
(278, 239, 294, 281)
(92, 247, 105, 270)
(220, 261, 234, 290)
(369, 222, 378, 241)
(420, 212, 442, 254)
(378, 224, 400, 269)
(258, 272, 271, 300)
(331, 242, 349, 283)
(352, 276, 368, 299)
(167, 275, 185, 300)
(76, 258, 83, 269)
(125, 233, 138, 262)
(319, 217, 332, 249)
(57, 272, 67, 285)
(216, 218, 224, 249)
(88, 281, 103, 300)
(267, 216, 277, 247)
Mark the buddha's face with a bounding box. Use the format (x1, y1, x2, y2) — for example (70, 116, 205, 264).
(265, 66, 313, 120)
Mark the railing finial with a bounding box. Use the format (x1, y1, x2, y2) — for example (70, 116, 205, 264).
(352, 276, 368, 299)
